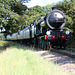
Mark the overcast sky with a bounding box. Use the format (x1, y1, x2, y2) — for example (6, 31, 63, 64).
(24, 0, 63, 8)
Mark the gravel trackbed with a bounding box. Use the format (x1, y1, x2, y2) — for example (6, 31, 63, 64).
(35, 50, 75, 74)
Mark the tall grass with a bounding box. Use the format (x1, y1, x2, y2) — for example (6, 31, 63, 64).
(0, 41, 14, 50)
(0, 43, 71, 75)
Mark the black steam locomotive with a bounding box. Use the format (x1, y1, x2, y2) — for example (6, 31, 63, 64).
(6, 7, 71, 49)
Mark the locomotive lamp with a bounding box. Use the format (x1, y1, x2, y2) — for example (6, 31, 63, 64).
(66, 30, 71, 39)
(46, 31, 50, 35)
(66, 30, 70, 35)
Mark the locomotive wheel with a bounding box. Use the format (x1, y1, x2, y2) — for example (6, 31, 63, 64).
(52, 45, 54, 48)
(60, 45, 62, 49)
(38, 38, 42, 49)
(43, 40, 47, 50)
(33, 38, 36, 47)
(40, 40, 44, 50)
(38, 38, 40, 48)
(63, 42, 66, 49)
(44, 40, 47, 50)
(42, 40, 44, 49)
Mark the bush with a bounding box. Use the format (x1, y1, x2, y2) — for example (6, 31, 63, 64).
(0, 41, 14, 50)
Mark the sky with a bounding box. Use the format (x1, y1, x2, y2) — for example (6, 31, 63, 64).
(24, 0, 63, 8)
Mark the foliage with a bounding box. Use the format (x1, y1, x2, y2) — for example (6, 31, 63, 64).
(0, 41, 14, 50)
(0, 0, 30, 34)
(18, 5, 53, 29)
(11, 2, 27, 15)
(0, 34, 5, 40)
(18, 5, 46, 29)
(0, 0, 55, 35)
(29, 5, 44, 13)
(42, 4, 53, 14)
(19, 0, 31, 3)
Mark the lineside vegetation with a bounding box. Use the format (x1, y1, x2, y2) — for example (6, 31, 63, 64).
(0, 41, 14, 50)
(0, 41, 73, 75)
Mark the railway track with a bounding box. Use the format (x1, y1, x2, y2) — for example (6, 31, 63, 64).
(35, 49, 75, 74)
(18, 41, 75, 58)
(18, 42, 75, 74)
(51, 49, 75, 58)
(23, 42, 75, 58)
(34, 47, 75, 59)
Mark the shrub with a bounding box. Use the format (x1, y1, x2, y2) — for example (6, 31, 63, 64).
(0, 41, 14, 50)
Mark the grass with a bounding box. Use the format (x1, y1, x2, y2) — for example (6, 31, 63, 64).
(0, 42, 73, 75)
(0, 41, 14, 50)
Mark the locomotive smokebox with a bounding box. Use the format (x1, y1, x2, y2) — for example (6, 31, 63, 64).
(46, 7, 66, 30)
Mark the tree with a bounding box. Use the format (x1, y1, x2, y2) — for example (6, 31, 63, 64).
(42, 4, 53, 14)
(0, 0, 30, 34)
(11, 2, 27, 15)
(19, 0, 31, 3)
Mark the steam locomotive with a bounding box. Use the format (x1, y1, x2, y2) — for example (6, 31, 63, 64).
(6, 7, 71, 49)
